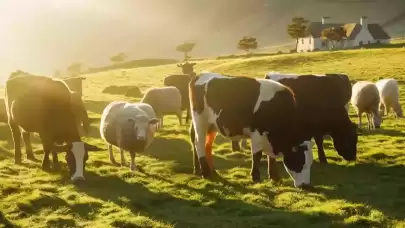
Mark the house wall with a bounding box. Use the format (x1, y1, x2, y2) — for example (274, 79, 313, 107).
(352, 26, 375, 46)
(297, 37, 314, 52)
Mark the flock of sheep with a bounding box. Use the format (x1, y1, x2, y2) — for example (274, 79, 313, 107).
(0, 62, 402, 188)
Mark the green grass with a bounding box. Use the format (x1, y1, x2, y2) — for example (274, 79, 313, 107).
(2, 47, 405, 228)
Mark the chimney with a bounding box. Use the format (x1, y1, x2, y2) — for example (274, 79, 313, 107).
(360, 16, 368, 26)
(322, 16, 330, 24)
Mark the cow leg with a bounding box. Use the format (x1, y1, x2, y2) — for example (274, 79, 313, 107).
(108, 144, 117, 165)
(51, 147, 60, 170)
(22, 132, 35, 161)
(205, 130, 217, 174)
(8, 120, 22, 164)
(241, 139, 249, 150)
(191, 119, 213, 179)
(40, 137, 52, 171)
(267, 156, 280, 182)
(120, 148, 126, 166)
(189, 124, 201, 175)
(185, 107, 191, 124)
(129, 150, 137, 171)
(250, 131, 264, 183)
(231, 140, 241, 151)
(314, 135, 327, 164)
(176, 111, 183, 126)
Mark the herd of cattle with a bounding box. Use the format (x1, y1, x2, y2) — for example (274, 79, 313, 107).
(0, 62, 402, 188)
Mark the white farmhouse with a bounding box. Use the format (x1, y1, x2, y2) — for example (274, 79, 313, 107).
(297, 16, 391, 52)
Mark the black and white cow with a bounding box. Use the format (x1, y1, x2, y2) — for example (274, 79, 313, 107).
(264, 72, 358, 164)
(189, 72, 314, 188)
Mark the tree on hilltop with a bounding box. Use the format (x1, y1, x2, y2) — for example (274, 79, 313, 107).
(67, 62, 83, 77)
(287, 17, 309, 51)
(176, 42, 196, 61)
(110, 53, 128, 64)
(237, 36, 258, 53)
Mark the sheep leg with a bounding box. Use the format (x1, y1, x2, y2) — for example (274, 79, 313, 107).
(120, 149, 126, 166)
(108, 144, 117, 165)
(8, 120, 22, 164)
(22, 132, 35, 161)
(314, 135, 327, 164)
(357, 111, 363, 128)
(366, 113, 372, 130)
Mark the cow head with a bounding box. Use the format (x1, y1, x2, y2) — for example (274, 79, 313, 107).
(282, 141, 315, 188)
(331, 122, 358, 161)
(177, 62, 196, 75)
(54, 142, 104, 182)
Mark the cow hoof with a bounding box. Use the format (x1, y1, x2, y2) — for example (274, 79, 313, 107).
(251, 170, 261, 183)
(297, 183, 314, 191)
(27, 155, 37, 162)
(193, 170, 202, 176)
(268, 174, 281, 182)
(41, 163, 51, 171)
(14, 158, 22, 165)
(319, 159, 328, 164)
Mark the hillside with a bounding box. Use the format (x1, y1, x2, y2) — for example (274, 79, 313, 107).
(1, 47, 405, 227)
(1, 0, 405, 80)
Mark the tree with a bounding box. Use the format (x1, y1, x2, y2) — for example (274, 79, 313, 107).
(287, 17, 309, 51)
(67, 62, 83, 77)
(176, 42, 196, 61)
(321, 26, 347, 50)
(110, 52, 128, 64)
(53, 70, 61, 78)
(237, 36, 258, 53)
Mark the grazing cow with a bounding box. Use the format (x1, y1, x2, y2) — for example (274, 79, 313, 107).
(100, 101, 159, 171)
(262, 72, 357, 164)
(163, 62, 197, 124)
(189, 72, 314, 188)
(351, 81, 382, 129)
(375, 78, 403, 118)
(140, 86, 183, 128)
(4, 74, 102, 182)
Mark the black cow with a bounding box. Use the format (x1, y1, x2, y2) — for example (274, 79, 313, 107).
(163, 62, 196, 124)
(189, 72, 314, 188)
(264, 72, 357, 164)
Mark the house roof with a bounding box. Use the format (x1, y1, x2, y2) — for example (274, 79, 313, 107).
(307, 22, 390, 40)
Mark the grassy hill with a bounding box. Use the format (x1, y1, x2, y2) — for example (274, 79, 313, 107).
(1, 47, 405, 227)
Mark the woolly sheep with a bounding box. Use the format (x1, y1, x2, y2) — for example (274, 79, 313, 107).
(351, 81, 382, 129)
(100, 101, 159, 171)
(140, 86, 183, 128)
(375, 78, 403, 118)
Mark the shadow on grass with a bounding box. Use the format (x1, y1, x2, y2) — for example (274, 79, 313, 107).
(75, 171, 343, 227)
(146, 137, 249, 174)
(311, 161, 405, 221)
(357, 128, 405, 137)
(0, 210, 20, 228)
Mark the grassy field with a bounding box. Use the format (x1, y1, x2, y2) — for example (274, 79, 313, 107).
(1, 47, 405, 228)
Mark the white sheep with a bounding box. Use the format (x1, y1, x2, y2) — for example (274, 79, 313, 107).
(140, 86, 183, 128)
(351, 81, 382, 129)
(100, 101, 159, 171)
(375, 78, 403, 118)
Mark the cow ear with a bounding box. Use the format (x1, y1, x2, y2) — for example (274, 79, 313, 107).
(84, 143, 104, 152)
(149, 118, 159, 125)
